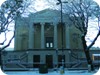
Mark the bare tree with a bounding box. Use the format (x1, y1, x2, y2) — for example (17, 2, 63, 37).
(46, 0, 100, 71)
(0, 0, 33, 67)
(0, 0, 32, 51)
(63, 0, 100, 71)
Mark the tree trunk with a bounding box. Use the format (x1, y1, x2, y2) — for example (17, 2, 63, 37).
(87, 31, 100, 50)
(0, 51, 1, 65)
(81, 35, 94, 71)
(0, 50, 3, 70)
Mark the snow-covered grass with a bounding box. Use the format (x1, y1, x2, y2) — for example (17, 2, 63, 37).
(3, 70, 97, 75)
(0, 67, 100, 75)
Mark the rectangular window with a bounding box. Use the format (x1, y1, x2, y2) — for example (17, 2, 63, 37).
(50, 43, 53, 48)
(46, 43, 49, 48)
(45, 37, 54, 48)
(92, 54, 100, 61)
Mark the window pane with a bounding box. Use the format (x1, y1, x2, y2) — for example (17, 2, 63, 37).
(50, 43, 53, 48)
(45, 37, 54, 48)
(46, 43, 49, 47)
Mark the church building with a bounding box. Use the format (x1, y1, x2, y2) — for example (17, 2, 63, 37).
(15, 9, 83, 50)
(2, 9, 85, 70)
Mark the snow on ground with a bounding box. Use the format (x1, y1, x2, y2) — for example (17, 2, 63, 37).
(94, 68, 100, 75)
(3, 70, 98, 75)
(0, 67, 100, 75)
(0, 68, 6, 75)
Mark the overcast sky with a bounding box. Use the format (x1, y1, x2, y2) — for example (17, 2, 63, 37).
(0, 0, 6, 6)
(94, 0, 100, 6)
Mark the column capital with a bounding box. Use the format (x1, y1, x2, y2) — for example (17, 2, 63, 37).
(40, 22, 45, 25)
(53, 22, 58, 26)
(65, 22, 70, 27)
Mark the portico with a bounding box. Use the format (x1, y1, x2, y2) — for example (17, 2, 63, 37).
(27, 9, 71, 50)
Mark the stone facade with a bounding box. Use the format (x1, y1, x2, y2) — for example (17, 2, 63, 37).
(2, 9, 85, 70)
(15, 9, 83, 50)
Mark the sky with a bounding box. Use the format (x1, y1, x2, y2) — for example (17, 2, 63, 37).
(0, 0, 6, 6)
(94, 0, 100, 5)
(0, 0, 14, 49)
(0, 0, 100, 49)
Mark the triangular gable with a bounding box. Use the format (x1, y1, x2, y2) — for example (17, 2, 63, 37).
(33, 9, 61, 17)
(29, 9, 68, 23)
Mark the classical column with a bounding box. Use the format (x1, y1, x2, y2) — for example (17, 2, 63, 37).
(41, 23, 45, 49)
(65, 24, 70, 49)
(54, 23, 58, 49)
(28, 22, 34, 49)
(53, 22, 58, 68)
(18, 36, 22, 50)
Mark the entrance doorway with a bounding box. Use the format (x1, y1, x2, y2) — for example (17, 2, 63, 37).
(58, 55, 65, 67)
(46, 55, 53, 68)
(33, 55, 40, 68)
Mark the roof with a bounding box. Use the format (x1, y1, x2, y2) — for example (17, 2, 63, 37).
(28, 9, 69, 23)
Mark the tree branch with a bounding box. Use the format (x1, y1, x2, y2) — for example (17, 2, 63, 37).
(0, 31, 15, 51)
(87, 30, 100, 50)
(0, 32, 7, 45)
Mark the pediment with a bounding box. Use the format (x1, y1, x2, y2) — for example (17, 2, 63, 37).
(33, 9, 61, 18)
(29, 9, 68, 23)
